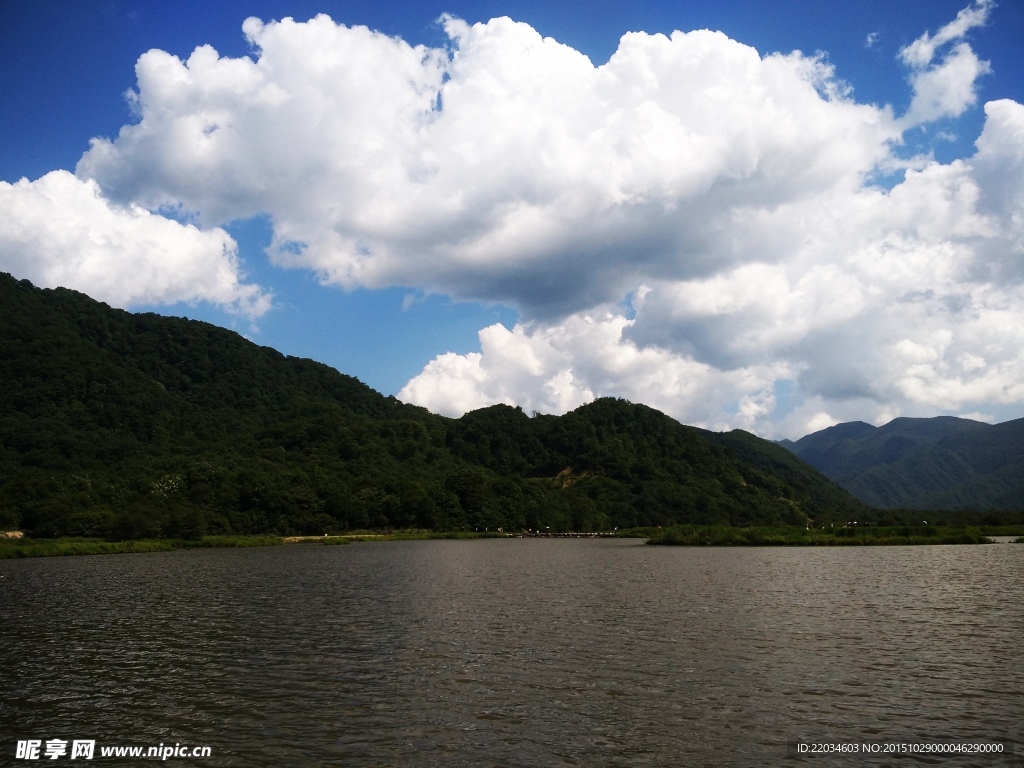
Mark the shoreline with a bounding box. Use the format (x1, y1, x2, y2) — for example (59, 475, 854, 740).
(1, 526, 1021, 559)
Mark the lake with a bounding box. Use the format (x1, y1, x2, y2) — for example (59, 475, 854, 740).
(1, 539, 1021, 766)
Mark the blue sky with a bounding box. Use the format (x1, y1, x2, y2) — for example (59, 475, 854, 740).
(2, 0, 1023, 437)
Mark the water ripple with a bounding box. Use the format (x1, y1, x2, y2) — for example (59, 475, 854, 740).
(1, 540, 1021, 766)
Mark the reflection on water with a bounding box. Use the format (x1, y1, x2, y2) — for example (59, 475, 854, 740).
(1, 540, 1021, 766)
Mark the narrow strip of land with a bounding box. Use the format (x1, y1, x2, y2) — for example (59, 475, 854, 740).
(1, 526, 1021, 559)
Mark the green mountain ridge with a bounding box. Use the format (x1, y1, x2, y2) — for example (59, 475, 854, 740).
(782, 416, 1024, 510)
(1, 272, 868, 537)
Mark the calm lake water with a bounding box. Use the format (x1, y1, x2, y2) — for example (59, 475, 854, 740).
(1, 540, 1021, 766)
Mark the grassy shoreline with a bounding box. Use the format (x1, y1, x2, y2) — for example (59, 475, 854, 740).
(645, 524, 1008, 546)
(0, 535, 284, 559)
(0, 530, 520, 558)
(2, 525, 1020, 559)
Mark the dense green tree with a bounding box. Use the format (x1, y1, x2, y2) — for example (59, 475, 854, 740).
(0, 272, 881, 538)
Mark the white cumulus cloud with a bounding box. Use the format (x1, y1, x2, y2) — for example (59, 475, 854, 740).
(404, 99, 1024, 437)
(0, 171, 270, 315)
(399, 312, 789, 432)
(21, 1, 1019, 437)
(77, 13, 899, 317)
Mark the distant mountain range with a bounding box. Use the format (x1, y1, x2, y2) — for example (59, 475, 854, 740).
(0, 272, 869, 538)
(778, 417, 1024, 510)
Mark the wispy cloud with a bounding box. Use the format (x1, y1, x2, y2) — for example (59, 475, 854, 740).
(898, 0, 994, 127)
(899, 0, 994, 68)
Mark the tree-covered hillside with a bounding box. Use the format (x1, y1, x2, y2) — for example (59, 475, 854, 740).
(782, 416, 1024, 511)
(1, 272, 867, 538)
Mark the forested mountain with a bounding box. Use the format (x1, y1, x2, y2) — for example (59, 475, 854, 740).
(780, 416, 1024, 510)
(1, 272, 866, 538)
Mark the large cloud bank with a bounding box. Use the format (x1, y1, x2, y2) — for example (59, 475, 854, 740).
(78, 14, 900, 317)
(5, 1, 1022, 435)
(403, 94, 1024, 435)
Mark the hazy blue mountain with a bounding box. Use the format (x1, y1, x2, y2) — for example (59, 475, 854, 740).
(783, 416, 1024, 510)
